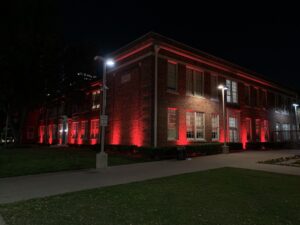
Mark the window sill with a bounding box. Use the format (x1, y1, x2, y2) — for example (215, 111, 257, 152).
(186, 94, 205, 99)
(210, 98, 219, 102)
(187, 139, 206, 142)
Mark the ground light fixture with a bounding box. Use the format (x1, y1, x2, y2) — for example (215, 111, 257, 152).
(218, 84, 229, 153)
(95, 56, 115, 169)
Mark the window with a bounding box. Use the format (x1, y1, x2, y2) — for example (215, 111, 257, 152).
(262, 120, 269, 142)
(186, 68, 193, 95)
(186, 67, 204, 96)
(275, 123, 281, 142)
(211, 75, 218, 99)
(71, 122, 79, 139)
(186, 112, 205, 140)
(52, 124, 57, 140)
(167, 62, 178, 91)
(261, 90, 267, 108)
(255, 119, 260, 142)
(244, 85, 251, 105)
(226, 80, 238, 103)
(275, 94, 279, 110)
(252, 88, 259, 107)
(245, 118, 252, 142)
(229, 116, 239, 142)
(80, 121, 88, 140)
(27, 127, 34, 140)
(58, 124, 63, 140)
(92, 91, 100, 109)
(282, 123, 291, 141)
(167, 108, 178, 140)
(90, 119, 99, 139)
(211, 114, 219, 141)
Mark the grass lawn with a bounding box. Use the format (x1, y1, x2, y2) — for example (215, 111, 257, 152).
(0, 146, 149, 178)
(1, 168, 300, 225)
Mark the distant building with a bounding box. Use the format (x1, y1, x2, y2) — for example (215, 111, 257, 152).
(23, 33, 298, 148)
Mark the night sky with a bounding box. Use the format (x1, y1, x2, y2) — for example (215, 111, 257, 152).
(62, 1, 300, 91)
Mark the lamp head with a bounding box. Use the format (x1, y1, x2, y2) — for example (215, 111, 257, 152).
(293, 103, 299, 107)
(105, 59, 115, 67)
(218, 85, 228, 90)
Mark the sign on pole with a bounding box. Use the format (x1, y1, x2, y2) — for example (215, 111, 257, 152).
(100, 115, 108, 127)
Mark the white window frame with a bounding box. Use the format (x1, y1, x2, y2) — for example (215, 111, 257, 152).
(226, 80, 238, 103)
(211, 114, 219, 141)
(186, 66, 204, 97)
(167, 108, 178, 141)
(167, 61, 178, 91)
(186, 111, 205, 141)
(229, 116, 239, 142)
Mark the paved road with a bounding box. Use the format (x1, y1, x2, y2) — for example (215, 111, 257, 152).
(1, 150, 300, 204)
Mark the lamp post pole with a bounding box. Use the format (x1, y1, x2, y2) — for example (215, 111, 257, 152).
(218, 85, 229, 153)
(95, 57, 115, 169)
(293, 103, 299, 142)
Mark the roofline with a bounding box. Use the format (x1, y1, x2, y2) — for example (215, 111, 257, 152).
(108, 32, 297, 96)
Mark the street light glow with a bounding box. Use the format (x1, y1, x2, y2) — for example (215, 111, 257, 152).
(293, 103, 299, 107)
(105, 59, 115, 67)
(218, 84, 228, 90)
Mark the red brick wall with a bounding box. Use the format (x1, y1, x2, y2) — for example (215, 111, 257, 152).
(106, 56, 154, 146)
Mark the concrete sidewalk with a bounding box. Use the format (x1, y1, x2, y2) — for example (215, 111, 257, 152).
(1, 150, 300, 204)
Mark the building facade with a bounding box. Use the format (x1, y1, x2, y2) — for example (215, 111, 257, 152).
(23, 33, 298, 148)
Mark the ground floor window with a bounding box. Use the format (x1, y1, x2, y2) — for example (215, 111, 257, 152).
(245, 118, 252, 142)
(229, 116, 239, 142)
(186, 112, 205, 140)
(27, 127, 34, 140)
(262, 120, 269, 142)
(80, 121, 88, 140)
(168, 108, 178, 140)
(282, 123, 291, 141)
(255, 119, 261, 142)
(275, 123, 281, 142)
(90, 119, 99, 139)
(71, 122, 79, 139)
(211, 114, 219, 141)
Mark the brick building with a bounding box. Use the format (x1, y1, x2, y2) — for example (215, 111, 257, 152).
(24, 32, 298, 149)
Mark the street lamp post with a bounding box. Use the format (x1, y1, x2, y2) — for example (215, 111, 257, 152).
(218, 84, 229, 153)
(95, 56, 115, 169)
(293, 103, 299, 142)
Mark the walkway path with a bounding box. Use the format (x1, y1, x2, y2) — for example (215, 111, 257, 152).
(1, 150, 300, 204)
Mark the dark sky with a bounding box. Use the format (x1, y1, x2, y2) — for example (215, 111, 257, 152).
(62, 2, 300, 90)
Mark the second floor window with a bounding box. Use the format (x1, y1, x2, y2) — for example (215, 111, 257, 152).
(226, 80, 238, 103)
(244, 85, 251, 105)
(210, 75, 218, 99)
(92, 91, 100, 109)
(186, 67, 204, 97)
(167, 62, 178, 91)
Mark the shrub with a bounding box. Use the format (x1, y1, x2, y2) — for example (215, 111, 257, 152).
(185, 143, 222, 155)
(227, 142, 243, 150)
(137, 146, 177, 160)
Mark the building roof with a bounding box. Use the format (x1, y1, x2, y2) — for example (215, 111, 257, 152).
(109, 32, 297, 96)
